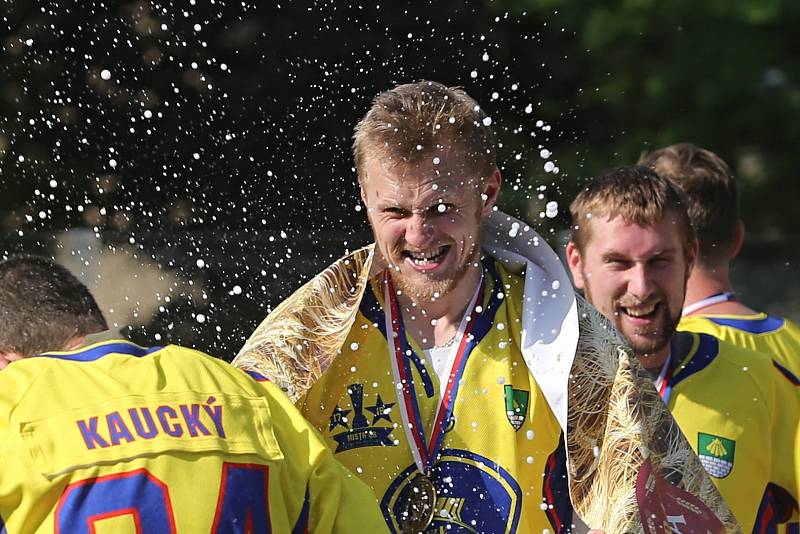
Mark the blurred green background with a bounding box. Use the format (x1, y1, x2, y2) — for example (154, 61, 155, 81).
(2, 1, 798, 356)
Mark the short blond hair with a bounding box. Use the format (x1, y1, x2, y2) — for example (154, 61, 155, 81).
(352, 81, 496, 184)
(570, 165, 695, 254)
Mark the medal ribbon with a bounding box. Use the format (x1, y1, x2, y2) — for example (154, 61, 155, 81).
(384, 269, 484, 476)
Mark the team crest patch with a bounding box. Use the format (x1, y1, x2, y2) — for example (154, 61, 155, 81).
(381, 449, 522, 533)
(504, 385, 529, 431)
(329, 383, 396, 453)
(697, 432, 735, 478)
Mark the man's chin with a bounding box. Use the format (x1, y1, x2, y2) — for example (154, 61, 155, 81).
(627, 336, 671, 359)
(617, 325, 668, 352)
(393, 272, 454, 302)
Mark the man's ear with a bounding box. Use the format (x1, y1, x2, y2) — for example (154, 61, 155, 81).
(686, 237, 700, 277)
(65, 336, 86, 350)
(480, 168, 502, 216)
(728, 220, 745, 260)
(565, 241, 586, 290)
(0, 351, 24, 370)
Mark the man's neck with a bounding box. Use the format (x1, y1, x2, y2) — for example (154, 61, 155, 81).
(395, 263, 483, 349)
(684, 267, 757, 316)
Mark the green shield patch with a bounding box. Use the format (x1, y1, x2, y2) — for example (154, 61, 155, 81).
(697, 432, 735, 478)
(504, 385, 529, 431)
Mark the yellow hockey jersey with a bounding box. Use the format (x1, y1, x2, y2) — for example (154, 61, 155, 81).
(299, 260, 573, 533)
(0, 340, 387, 533)
(662, 331, 799, 532)
(679, 312, 800, 380)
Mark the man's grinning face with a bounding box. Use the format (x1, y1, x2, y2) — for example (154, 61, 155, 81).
(361, 155, 496, 302)
(567, 214, 695, 364)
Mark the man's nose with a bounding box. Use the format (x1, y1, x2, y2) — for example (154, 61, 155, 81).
(404, 213, 432, 248)
(627, 263, 654, 300)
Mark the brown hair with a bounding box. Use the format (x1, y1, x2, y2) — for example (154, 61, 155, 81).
(639, 143, 737, 267)
(570, 165, 695, 254)
(0, 255, 107, 357)
(352, 80, 497, 184)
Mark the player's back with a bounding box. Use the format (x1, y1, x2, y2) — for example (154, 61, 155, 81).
(0, 339, 386, 533)
(678, 312, 800, 377)
(664, 332, 799, 531)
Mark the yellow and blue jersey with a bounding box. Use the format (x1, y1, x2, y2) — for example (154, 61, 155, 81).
(299, 260, 573, 533)
(0, 340, 387, 533)
(679, 312, 800, 380)
(661, 331, 799, 533)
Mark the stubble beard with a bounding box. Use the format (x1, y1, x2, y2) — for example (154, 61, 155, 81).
(583, 277, 681, 362)
(392, 238, 481, 304)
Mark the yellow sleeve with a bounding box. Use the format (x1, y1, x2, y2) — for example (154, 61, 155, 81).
(258, 380, 388, 533)
(770, 362, 800, 527)
(306, 442, 390, 534)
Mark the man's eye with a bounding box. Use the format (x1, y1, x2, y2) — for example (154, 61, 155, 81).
(384, 207, 406, 216)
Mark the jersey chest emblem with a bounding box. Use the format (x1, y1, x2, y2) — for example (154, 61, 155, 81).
(697, 432, 735, 478)
(329, 383, 396, 453)
(504, 385, 529, 431)
(381, 449, 522, 533)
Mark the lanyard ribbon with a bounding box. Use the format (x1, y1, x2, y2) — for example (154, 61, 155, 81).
(681, 292, 736, 316)
(384, 270, 484, 475)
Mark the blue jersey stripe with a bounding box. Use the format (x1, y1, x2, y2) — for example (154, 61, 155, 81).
(42, 342, 163, 362)
(774, 361, 800, 386)
(291, 486, 310, 534)
(708, 315, 784, 335)
(669, 334, 720, 389)
(244, 369, 270, 382)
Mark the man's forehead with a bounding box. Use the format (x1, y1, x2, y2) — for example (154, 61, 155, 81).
(363, 156, 480, 192)
(584, 214, 682, 253)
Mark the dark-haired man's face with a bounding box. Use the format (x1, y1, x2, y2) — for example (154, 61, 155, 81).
(566, 213, 696, 367)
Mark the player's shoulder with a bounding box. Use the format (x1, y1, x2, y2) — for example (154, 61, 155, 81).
(674, 331, 775, 380)
(680, 312, 792, 338)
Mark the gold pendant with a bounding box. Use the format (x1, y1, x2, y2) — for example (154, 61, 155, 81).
(398, 474, 437, 533)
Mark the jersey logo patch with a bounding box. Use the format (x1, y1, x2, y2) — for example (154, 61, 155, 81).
(697, 432, 735, 478)
(330, 383, 396, 453)
(381, 449, 522, 533)
(504, 385, 529, 431)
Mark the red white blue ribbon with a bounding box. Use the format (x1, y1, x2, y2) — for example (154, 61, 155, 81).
(384, 270, 484, 475)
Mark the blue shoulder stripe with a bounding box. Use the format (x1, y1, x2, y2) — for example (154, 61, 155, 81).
(42, 342, 163, 362)
(243, 369, 270, 382)
(670, 334, 720, 389)
(708, 315, 784, 335)
(774, 361, 800, 386)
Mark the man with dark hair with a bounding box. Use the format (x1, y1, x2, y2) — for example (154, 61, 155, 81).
(566, 165, 799, 532)
(236, 82, 738, 532)
(0, 255, 387, 533)
(639, 142, 800, 378)
(0, 255, 108, 362)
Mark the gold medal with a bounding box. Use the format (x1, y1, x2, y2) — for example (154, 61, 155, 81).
(398, 474, 437, 533)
